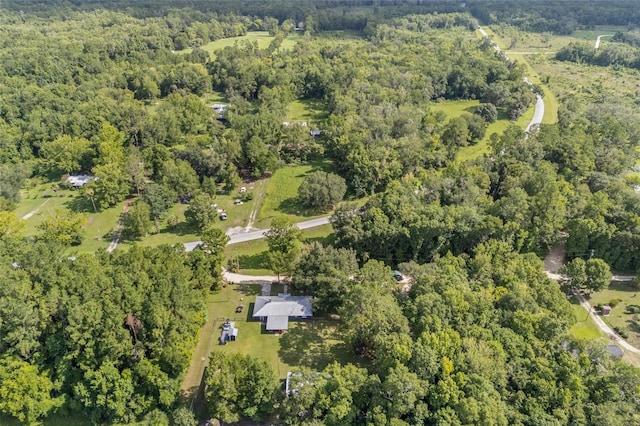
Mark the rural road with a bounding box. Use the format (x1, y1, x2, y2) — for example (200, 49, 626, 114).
(526, 94, 545, 134)
(183, 216, 331, 252)
(595, 34, 613, 49)
(477, 26, 545, 135)
(543, 244, 640, 354)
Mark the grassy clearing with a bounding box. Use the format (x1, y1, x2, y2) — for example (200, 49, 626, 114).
(123, 179, 268, 249)
(176, 31, 299, 58)
(257, 160, 334, 227)
(186, 283, 356, 385)
(587, 281, 640, 348)
(571, 27, 628, 41)
(569, 298, 605, 340)
(286, 99, 329, 123)
(16, 182, 122, 254)
(429, 99, 534, 162)
(224, 223, 334, 276)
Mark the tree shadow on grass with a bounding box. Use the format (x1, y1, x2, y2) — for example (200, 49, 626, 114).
(463, 106, 477, 114)
(238, 252, 268, 270)
(278, 321, 349, 371)
(234, 284, 263, 297)
(277, 197, 328, 218)
(64, 194, 95, 213)
(158, 221, 198, 236)
(608, 281, 638, 292)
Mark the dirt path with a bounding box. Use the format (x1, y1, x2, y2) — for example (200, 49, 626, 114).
(595, 34, 613, 49)
(21, 198, 50, 220)
(543, 243, 640, 354)
(106, 200, 132, 253)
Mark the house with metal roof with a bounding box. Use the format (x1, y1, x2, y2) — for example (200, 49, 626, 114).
(252, 295, 312, 333)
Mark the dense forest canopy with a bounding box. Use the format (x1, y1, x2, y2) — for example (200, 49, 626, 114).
(1, 0, 640, 424)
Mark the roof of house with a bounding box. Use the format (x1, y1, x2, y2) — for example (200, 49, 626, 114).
(65, 175, 94, 187)
(253, 295, 312, 318)
(266, 315, 289, 330)
(607, 344, 624, 358)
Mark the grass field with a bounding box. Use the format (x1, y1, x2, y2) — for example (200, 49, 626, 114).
(286, 99, 329, 123)
(15, 182, 123, 254)
(176, 31, 299, 58)
(257, 160, 334, 227)
(429, 99, 535, 162)
(587, 281, 640, 348)
(569, 298, 605, 340)
(224, 223, 335, 275)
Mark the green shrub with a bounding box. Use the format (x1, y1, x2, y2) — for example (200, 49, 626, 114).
(609, 299, 620, 308)
(613, 325, 629, 339)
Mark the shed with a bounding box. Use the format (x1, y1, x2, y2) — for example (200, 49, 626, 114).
(601, 305, 612, 316)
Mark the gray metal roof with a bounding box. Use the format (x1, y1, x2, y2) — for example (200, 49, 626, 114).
(607, 344, 624, 358)
(253, 295, 312, 318)
(266, 315, 289, 330)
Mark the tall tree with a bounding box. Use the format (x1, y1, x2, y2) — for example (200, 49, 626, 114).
(298, 171, 347, 211)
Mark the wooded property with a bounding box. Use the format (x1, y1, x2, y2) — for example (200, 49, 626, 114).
(2, 0, 640, 424)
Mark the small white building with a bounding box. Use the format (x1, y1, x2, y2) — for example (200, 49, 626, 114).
(65, 175, 94, 188)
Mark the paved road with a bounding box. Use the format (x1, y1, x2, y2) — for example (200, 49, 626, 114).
(526, 94, 545, 134)
(183, 216, 331, 251)
(477, 26, 545, 135)
(595, 34, 613, 49)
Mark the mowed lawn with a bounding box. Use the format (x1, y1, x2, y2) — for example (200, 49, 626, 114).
(568, 298, 605, 340)
(15, 182, 123, 254)
(286, 99, 329, 123)
(257, 160, 334, 227)
(177, 31, 299, 58)
(184, 283, 355, 387)
(588, 281, 640, 348)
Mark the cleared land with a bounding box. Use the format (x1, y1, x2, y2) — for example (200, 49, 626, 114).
(286, 99, 329, 123)
(181, 282, 357, 404)
(587, 281, 640, 349)
(16, 182, 122, 254)
(430, 99, 535, 161)
(257, 160, 334, 227)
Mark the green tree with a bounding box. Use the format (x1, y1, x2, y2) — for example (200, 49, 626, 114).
(0, 211, 24, 240)
(585, 258, 612, 293)
(298, 171, 347, 211)
(142, 183, 175, 232)
(476, 103, 498, 123)
(89, 163, 130, 209)
(123, 201, 152, 239)
(0, 163, 28, 207)
(200, 226, 229, 256)
(560, 258, 587, 290)
(0, 358, 59, 425)
(37, 209, 84, 245)
(184, 193, 217, 230)
(264, 216, 302, 254)
(291, 242, 358, 312)
(205, 353, 277, 423)
(171, 407, 197, 426)
(41, 135, 93, 175)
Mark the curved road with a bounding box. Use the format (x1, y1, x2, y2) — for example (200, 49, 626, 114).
(477, 26, 545, 135)
(595, 34, 613, 49)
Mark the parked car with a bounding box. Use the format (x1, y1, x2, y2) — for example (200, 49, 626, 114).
(392, 270, 404, 281)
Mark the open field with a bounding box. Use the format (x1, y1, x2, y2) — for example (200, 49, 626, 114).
(569, 298, 605, 340)
(587, 281, 640, 349)
(176, 31, 299, 58)
(429, 99, 535, 161)
(16, 182, 123, 254)
(224, 223, 334, 275)
(257, 160, 334, 227)
(286, 99, 329, 123)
